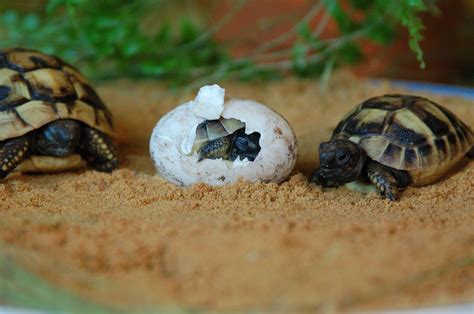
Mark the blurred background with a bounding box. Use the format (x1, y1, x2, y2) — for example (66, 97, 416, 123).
(0, 0, 473, 86)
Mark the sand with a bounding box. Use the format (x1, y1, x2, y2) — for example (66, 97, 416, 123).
(0, 73, 473, 312)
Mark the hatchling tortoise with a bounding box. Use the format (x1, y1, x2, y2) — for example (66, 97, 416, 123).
(0, 48, 118, 178)
(311, 94, 474, 201)
(191, 118, 261, 162)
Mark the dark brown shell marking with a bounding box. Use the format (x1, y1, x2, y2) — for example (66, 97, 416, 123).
(0, 48, 112, 136)
(333, 94, 474, 170)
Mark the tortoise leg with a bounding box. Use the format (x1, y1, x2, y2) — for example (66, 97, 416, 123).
(197, 135, 232, 162)
(366, 161, 410, 201)
(79, 125, 118, 172)
(0, 134, 32, 179)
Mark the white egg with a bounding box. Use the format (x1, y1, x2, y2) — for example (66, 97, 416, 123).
(149, 85, 297, 186)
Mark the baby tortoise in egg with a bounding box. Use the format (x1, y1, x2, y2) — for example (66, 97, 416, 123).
(0, 48, 118, 178)
(311, 94, 474, 201)
(192, 118, 261, 162)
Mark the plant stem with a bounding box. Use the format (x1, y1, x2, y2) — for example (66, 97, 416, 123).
(249, 0, 323, 57)
(243, 5, 331, 64)
(313, 9, 330, 37)
(257, 27, 371, 70)
(177, 0, 247, 51)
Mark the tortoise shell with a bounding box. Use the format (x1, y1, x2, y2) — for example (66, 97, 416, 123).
(191, 118, 245, 154)
(0, 48, 113, 141)
(332, 94, 474, 185)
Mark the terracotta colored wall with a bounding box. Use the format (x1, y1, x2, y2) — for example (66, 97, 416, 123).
(209, 0, 474, 85)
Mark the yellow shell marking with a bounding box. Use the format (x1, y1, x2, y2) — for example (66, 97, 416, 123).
(0, 68, 31, 100)
(354, 109, 386, 128)
(24, 68, 74, 99)
(389, 109, 433, 140)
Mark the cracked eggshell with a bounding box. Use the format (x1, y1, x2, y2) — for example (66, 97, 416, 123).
(149, 98, 297, 186)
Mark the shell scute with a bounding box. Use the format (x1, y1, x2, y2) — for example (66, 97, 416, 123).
(343, 108, 388, 137)
(418, 143, 436, 168)
(384, 110, 430, 146)
(446, 133, 459, 157)
(205, 120, 228, 141)
(360, 94, 413, 111)
(220, 118, 244, 134)
(0, 85, 10, 100)
(24, 68, 76, 102)
(0, 48, 114, 139)
(436, 103, 461, 127)
(4, 50, 61, 72)
(0, 68, 31, 110)
(190, 118, 246, 156)
(15, 100, 57, 129)
(403, 148, 418, 169)
(378, 143, 404, 169)
(409, 100, 452, 137)
(434, 137, 448, 162)
(357, 136, 390, 161)
(335, 95, 474, 180)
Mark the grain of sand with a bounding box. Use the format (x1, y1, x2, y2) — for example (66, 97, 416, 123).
(1, 73, 473, 312)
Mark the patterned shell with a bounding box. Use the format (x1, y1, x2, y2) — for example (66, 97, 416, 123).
(191, 118, 245, 154)
(0, 48, 113, 141)
(332, 95, 473, 182)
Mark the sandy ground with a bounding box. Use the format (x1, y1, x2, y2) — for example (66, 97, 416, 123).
(0, 73, 473, 312)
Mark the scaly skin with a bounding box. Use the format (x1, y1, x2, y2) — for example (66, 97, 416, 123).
(367, 161, 403, 201)
(0, 134, 31, 179)
(79, 125, 118, 172)
(0, 122, 117, 178)
(197, 135, 232, 162)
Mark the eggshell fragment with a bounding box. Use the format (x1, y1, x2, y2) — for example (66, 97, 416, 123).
(193, 84, 225, 120)
(150, 91, 297, 186)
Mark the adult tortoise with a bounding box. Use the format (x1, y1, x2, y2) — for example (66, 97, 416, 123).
(311, 94, 474, 201)
(0, 48, 117, 178)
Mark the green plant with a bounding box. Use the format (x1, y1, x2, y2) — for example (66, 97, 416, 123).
(0, 0, 438, 85)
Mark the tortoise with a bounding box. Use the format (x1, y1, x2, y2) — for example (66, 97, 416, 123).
(0, 47, 118, 178)
(310, 94, 474, 201)
(191, 118, 261, 162)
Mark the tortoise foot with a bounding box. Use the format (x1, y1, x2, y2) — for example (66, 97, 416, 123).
(0, 135, 31, 179)
(80, 125, 118, 172)
(367, 161, 407, 201)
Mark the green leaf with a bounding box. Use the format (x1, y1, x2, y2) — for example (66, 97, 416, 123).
(296, 21, 312, 42)
(323, 0, 357, 33)
(139, 63, 167, 76)
(2, 10, 18, 25)
(366, 19, 395, 44)
(155, 23, 171, 44)
(338, 42, 363, 64)
(388, 0, 428, 68)
(46, 0, 65, 15)
(350, 0, 373, 10)
(292, 43, 308, 73)
(179, 18, 199, 43)
(21, 14, 40, 31)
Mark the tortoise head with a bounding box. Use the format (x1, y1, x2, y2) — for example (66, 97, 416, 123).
(34, 119, 81, 157)
(229, 130, 261, 162)
(310, 139, 366, 187)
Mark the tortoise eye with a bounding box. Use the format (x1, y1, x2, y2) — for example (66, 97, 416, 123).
(336, 152, 349, 163)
